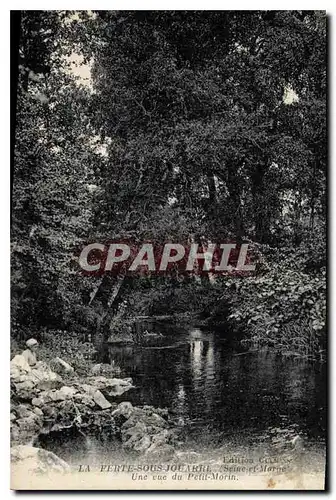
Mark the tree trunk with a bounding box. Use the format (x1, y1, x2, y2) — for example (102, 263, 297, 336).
(207, 174, 217, 204)
(94, 275, 126, 350)
(226, 164, 244, 242)
(251, 164, 270, 243)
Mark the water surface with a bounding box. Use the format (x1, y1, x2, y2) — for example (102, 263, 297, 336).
(38, 321, 326, 474)
(106, 323, 326, 453)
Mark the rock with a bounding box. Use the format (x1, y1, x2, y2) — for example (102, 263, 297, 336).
(10, 413, 16, 421)
(91, 363, 102, 375)
(122, 424, 152, 452)
(11, 355, 31, 376)
(56, 399, 77, 415)
(73, 393, 95, 407)
(112, 402, 134, 419)
(123, 411, 167, 433)
(16, 415, 41, 432)
(146, 412, 168, 428)
(15, 414, 43, 443)
(121, 421, 148, 439)
(13, 403, 44, 442)
(123, 431, 151, 451)
(11, 360, 63, 401)
(35, 378, 62, 392)
(15, 404, 34, 419)
(111, 377, 133, 387)
(31, 386, 77, 407)
(107, 386, 134, 397)
(11, 445, 70, 475)
(145, 443, 175, 460)
(176, 451, 201, 462)
(79, 383, 95, 394)
(84, 376, 110, 389)
(75, 383, 112, 410)
(118, 404, 174, 454)
(92, 390, 112, 410)
(133, 435, 152, 452)
(91, 363, 121, 376)
(85, 376, 133, 396)
(154, 407, 169, 418)
(39, 405, 58, 419)
(14, 380, 36, 400)
(33, 407, 43, 417)
(151, 429, 171, 445)
(50, 357, 74, 376)
(11, 423, 21, 443)
(57, 386, 78, 399)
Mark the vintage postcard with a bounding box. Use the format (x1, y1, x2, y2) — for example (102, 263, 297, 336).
(10, 10, 327, 490)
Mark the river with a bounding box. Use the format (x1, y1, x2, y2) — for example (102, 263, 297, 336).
(38, 321, 326, 479)
(106, 322, 326, 455)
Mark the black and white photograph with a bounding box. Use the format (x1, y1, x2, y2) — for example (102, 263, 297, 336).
(10, 10, 327, 490)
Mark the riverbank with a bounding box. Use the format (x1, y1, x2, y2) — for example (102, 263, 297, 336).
(10, 327, 326, 490)
(10, 333, 181, 475)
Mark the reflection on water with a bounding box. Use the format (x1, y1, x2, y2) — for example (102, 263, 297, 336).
(107, 323, 326, 451)
(37, 323, 326, 471)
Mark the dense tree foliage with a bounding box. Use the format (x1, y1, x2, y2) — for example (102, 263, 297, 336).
(11, 11, 326, 358)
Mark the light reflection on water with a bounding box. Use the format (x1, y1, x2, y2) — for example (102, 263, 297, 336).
(105, 324, 326, 452)
(37, 323, 326, 474)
